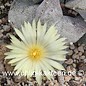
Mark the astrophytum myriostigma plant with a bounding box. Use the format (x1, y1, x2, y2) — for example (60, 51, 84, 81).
(5, 20, 68, 84)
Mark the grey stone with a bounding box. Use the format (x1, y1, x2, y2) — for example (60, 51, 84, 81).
(3, 25, 10, 31)
(76, 9, 86, 22)
(78, 33, 86, 44)
(8, 0, 86, 43)
(33, 0, 43, 4)
(35, 0, 86, 43)
(65, 0, 86, 10)
(8, 0, 39, 29)
(65, 0, 86, 22)
(55, 16, 86, 43)
(35, 0, 63, 26)
(0, 0, 3, 5)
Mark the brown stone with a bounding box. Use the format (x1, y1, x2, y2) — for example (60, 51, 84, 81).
(58, 75, 65, 86)
(2, 17, 8, 24)
(75, 76, 81, 81)
(80, 55, 85, 60)
(68, 50, 73, 56)
(84, 51, 86, 56)
(83, 74, 86, 82)
(66, 66, 72, 71)
(72, 54, 79, 59)
(77, 62, 86, 71)
(49, 81, 54, 86)
(81, 44, 85, 47)
(84, 59, 86, 63)
(72, 63, 76, 68)
(78, 46, 84, 53)
(53, 80, 60, 86)
(74, 48, 78, 54)
(64, 82, 69, 86)
(78, 52, 82, 56)
(68, 80, 78, 86)
(0, 19, 2, 25)
(65, 59, 73, 64)
(13, 76, 22, 83)
(66, 65, 76, 73)
(84, 45, 86, 50)
(64, 76, 72, 82)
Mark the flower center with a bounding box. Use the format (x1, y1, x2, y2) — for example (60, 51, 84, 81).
(28, 45, 45, 61)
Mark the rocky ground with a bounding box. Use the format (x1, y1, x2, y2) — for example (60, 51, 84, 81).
(0, 0, 86, 86)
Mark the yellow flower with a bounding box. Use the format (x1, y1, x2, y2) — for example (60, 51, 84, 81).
(5, 20, 68, 84)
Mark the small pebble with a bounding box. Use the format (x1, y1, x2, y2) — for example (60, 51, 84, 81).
(3, 25, 11, 31)
(13, 76, 22, 83)
(68, 80, 78, 86)
(0, 33, 3, 38)
(49, 81, 54, 86)
(7, 79, 11, 85)
(74, 48, 78, 54)
(75, 76, 81, 81)
(72, 63, 76, 68)
(68, 50, 73, 56)
(69, 44, 75, 50)
(77, 62, 86, 71)
(81, 44, 85, 47)
(80, 55, 85, 60)
(65, 59, 73, 64)
(0, 5, 5, 9)
(78, 46, 84, 53)
(84, 46, 86, 50)
(72, 54, 79, 59)
(66, 66, 72, 71)
(83, 75, 86, 82)
(78, 52, 82, 56)
(5, 2, 11, 7)
(64, 76, 72, 82)
(0, 19, 2, 24)
(84, 59, 86, 63)
(64, 82, 69, 86)
(2, 17, 8, 24)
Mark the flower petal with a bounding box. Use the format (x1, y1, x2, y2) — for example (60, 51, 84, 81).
(37, 20, 42, 43)
(47, 55, 66, 61)
(25, 22, 36, 44)
(32, 19, 36, 30)
(10, 34, 27, 49)
(14, 58, 28, 70)
(14, 28, 28, 44)
(46, 59, 65, 70)
(6, 45, 27, 52)
(5, 51, 27, 56)
(40, 62, 53, 80)
(41, 59, 54, 71)
(42, 25, 58, 45)
(35, 62, 42, 85)
(8, 57, 26, 64)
